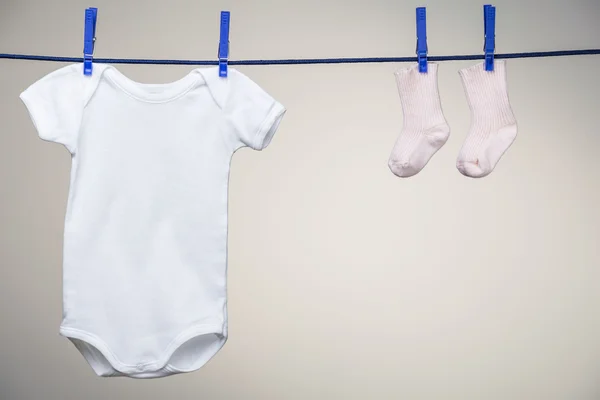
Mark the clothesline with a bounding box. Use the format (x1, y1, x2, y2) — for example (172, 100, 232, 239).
(1, 49, 600, 66)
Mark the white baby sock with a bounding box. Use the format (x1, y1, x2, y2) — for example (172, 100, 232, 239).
(388, 63, 450, 178)
(456, 60, 518, 178)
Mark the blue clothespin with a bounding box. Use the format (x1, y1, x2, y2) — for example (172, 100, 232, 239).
(483, 4, 496, 71)
(416, 7, 427, 73)
(218, 11, 230, 78)
(83, 7, 97, 76)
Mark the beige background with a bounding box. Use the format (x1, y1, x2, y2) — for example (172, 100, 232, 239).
(1, 0, 600, 399)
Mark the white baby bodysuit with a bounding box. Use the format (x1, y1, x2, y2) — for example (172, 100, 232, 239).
(20, 63, 286, 378)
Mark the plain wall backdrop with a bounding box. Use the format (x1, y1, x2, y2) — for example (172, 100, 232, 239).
(1, 0, 600, 399)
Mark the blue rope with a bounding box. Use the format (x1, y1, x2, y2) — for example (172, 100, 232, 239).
(1, 49, 599, 66)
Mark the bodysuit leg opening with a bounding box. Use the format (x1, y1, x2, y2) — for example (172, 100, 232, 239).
(69, 338, 121, 377)
(166, 332, 226, 372)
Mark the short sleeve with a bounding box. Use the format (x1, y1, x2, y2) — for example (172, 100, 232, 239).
(224, 69, 286, 151)
(19, 64, 86, 153)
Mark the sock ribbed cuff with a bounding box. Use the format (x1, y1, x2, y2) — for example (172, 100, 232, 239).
(459, 60, 515, 126)
(394, 63, 446, 128)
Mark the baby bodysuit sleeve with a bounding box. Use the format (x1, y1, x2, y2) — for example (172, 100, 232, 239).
(19, 64, 87, 153)
(225, 69, 286, 151)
